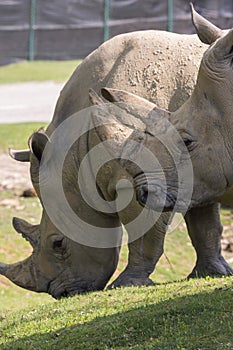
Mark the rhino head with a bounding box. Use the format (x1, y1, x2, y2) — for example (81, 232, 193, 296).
(167, 27, 233, 208)
(1, 142, 121, 299)
(0, 213, 120, 299)
(89, 12, 233, 213)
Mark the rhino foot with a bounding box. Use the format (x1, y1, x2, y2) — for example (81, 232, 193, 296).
(188, 255, 233, 278)
(108, 270, 154, 289)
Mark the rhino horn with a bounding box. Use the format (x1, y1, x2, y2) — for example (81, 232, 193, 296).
(0, 257, 43, 292)
(190, 3, 223, 44)
(91, 89, 147, 137)
(101, 87, 155, 109)
(91, 89, 171, 146)
(0, 262, 7, 275)
(91, 89, 171, 176)
(89, 88, 105, 105)
(91, 103, 135, 157)
(12, 217, 40, 249)
(8, 148, 30, 162)
(101, 87, 169, 120)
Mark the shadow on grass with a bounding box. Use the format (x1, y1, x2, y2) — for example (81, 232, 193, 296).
(1, 287, 233, 350)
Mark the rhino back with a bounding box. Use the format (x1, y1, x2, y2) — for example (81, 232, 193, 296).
(48, 30, 207, 133)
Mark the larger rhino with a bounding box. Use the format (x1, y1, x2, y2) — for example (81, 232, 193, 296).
(0, 6, 231, 299)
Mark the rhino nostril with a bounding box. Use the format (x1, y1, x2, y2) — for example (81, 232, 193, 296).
(141, 190, 148, 204)
(136, 186, 148, 206)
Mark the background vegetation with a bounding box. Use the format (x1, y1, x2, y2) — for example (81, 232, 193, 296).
(0, 61, 81, 84)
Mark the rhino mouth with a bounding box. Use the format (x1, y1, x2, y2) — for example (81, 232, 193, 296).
(48, 278, 99, 299)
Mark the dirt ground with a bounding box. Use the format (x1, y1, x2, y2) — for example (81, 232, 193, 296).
(0, 154, 31, 191)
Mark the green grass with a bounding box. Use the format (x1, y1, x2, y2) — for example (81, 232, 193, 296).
(0, 122, 48, 153)
(0, 278, 233, 349)
(0, 60, 81, 84)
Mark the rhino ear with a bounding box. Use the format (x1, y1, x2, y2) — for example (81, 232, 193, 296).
(12, 217, 40, 249)
(205, 28, 233, 62)
(29, 130, 50, 162)
(190, 3, 222, 44)
(9, 148, 30, 162)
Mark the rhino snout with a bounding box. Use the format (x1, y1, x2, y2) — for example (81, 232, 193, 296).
(48, 278, 96, 299)
(135, 183, 176, 211)
(47, 270, 109, 299)
(134, 173, 174, 211)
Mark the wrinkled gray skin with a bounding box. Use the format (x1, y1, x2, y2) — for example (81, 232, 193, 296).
(0, 6, 232, 299)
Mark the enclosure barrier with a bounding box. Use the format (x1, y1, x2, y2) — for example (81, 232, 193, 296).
(0, 0, 232, 65)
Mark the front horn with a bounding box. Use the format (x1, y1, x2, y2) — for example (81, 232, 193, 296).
(0, 257, 40, 292)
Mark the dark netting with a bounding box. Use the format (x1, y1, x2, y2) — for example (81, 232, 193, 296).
(0, 0, 232, 65)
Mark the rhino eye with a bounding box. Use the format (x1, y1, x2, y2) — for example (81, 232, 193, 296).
(183, 138, 197, 152)
(183, 139, 193, 148)
(50, 236, 69, 259)
(53, 239, 65, 251)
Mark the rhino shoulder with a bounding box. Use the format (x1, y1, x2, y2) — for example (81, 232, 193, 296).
(51, 29, 207, 130)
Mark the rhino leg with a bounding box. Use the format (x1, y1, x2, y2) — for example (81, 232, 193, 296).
(185, 203, 233, 278)
(109, 212, 171, 288)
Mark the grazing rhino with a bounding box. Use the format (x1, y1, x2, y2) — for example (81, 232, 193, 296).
(0, 6, 231, 298)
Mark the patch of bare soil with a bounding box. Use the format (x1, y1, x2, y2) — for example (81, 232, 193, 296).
(0, 154, 31, 191)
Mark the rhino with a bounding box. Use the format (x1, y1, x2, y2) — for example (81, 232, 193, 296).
(0, 6, 231, 299)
